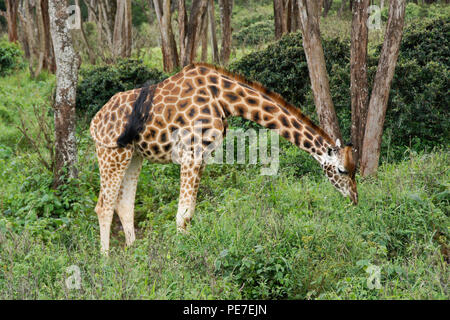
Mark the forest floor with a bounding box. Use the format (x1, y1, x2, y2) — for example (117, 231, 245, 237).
(0, 70, 448, 299)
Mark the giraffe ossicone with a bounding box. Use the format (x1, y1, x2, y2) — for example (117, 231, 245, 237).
(90, 63, 358, 254)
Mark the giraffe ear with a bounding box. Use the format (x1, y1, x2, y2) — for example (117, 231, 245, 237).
(335, 139, 341, 148)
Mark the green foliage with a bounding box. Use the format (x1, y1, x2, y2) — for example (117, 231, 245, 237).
(76, 58, 167, 119)
(0, 39, 24, 76)
(382, 3, 450, 22)
(235, 20, 275, 46)
(1, 145, 448, 299)
(231, 18, 450, 157)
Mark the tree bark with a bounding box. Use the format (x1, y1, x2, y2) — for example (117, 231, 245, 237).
(182, 0, 208, 66)
(200, 9, 209, 61)
(40, 0, 56, 73)
(5, 0, 19, 43)
(338, 0, 347, 16)
(297, 0, 342, 142)
(208, 0, 220, 64)
(49, 0, 80, 188)
(274, 0, 284, 39)
(113, 0, 132, 58)
(350, 0, 369, 166)
(360, 0, 406, 176)
(322, 0, 333, 17)
(153, 0, 179, 72)
(219, 0, 233, 65)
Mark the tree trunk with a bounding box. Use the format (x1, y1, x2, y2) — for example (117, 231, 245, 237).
(297, 0, 342, 142)
(290, 0, 300, 32)
(18, 1, 38, 66)
(274, 0, 284, 39)
(40, 0, 56, 73)
(200, 9, 209, 61)
(5, 0, 19, 43)
(360, 0, 406, 176)
(153, 0, 179, 72)
(49, 0, 80, 188)
(208, 0, 220, 64)
(322, 0, 333, 17)
(350, 0, 369, 166)
(113, 0, 132, 58)
(219, 0, 233, 65)
(338, 0, 347, 16)
(182, 0, 208, 66)
(178, 0, 187, 66)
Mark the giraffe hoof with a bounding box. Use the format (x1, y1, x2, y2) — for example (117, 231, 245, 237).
(177, 226, 189, 234)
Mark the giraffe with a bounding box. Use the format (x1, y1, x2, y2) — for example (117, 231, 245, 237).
(90, 63, 358, 254)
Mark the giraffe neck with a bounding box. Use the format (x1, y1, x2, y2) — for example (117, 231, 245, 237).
(193, 64, 334, 163)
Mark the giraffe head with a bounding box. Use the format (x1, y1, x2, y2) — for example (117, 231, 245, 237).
(321, 139, 358, 204)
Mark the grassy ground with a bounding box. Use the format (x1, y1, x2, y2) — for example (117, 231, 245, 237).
(0, 142, 448, 299)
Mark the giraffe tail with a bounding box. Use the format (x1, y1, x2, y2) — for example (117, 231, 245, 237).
(117, 85, 156, 148)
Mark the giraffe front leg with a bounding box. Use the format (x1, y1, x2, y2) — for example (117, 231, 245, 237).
(176, 160, 205, 233)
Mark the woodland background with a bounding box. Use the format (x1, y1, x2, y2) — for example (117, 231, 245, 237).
(0, 0, 448, 299)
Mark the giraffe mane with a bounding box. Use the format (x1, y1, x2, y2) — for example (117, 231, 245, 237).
(192, 62, 334, 145)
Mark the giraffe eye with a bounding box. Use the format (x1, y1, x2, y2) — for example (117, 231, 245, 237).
(338, 168, 348, 175)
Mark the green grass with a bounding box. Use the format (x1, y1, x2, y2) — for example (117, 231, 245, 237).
(0, 129, 448, 299)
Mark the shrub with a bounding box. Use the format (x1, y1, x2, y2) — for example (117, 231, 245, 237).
(230, 18, 449, 158)
(0, 39, 24, 76)
(76, 58, 167, 119)
(234, 20, 275, 46)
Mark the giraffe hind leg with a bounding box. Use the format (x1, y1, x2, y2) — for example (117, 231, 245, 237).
(115, 155, 143, 247)
(95, 144, 133, 254)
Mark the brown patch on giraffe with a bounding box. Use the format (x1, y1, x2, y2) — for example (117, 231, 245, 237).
(224, 92, 241, 103)
(170, 86, 181, 96)
(195, 95, 210, 104)
(177, 98, 191, 110)
(181, 79, 195, 96)
(195, 77, 206, 86)
(164, 105, 176, 122)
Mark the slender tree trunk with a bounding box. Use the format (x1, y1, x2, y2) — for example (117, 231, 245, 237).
(274, 0, 284, 39)
(113, 0, 132, 58)
(18, 0, 38, 68)
(178, 0, 187, 66)
(40, 0, 56, 73)
(5, 0, 19, 43)
(350, 0, 369, 166)
(208, 0, 220, 64)
(182, 0, 208, 66)
(200, 9, 209, 61)
(219, 0, 233, 65)
(49, 0, 81, 188)
(297, 0, 342, 142)
(153, 0, 179, 72)
(290, 0, 300, 31)
(322, 0, 333, 17)
(338, 0, 347, 16)
(360, 0, 406, 176)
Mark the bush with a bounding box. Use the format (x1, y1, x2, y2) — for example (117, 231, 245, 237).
(0, 39, 24, 76)
(76, 58, 167, 119)
(234, 20, 275, 46)
(230, 18, 449, 158)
